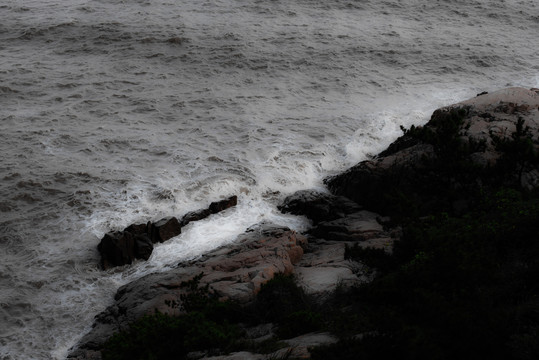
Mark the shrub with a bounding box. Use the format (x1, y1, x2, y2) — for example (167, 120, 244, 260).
(320, 186, 539, 360)
(101, 273, 243, 360)
(251, 274, 311, 324)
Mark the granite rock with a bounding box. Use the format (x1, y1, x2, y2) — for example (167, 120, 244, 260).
(326, 87, 539, 215)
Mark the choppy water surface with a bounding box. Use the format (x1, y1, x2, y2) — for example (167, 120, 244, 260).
(0, 0, 537, 358)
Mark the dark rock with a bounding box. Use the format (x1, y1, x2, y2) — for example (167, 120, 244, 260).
(278, 190, 362, 224)
(97, 221, 157, 269)
(208, 195, 238, 214)
(124, 221, 150, 236)
(133, 234, 153, 261)
(97, 231, 136, 269)
(150, 217, 182, 243)
(325, 143, 438, 216)
(96, 196, 239, 269)
(180, 196, 237, 226)
(180, 208, 212, 226)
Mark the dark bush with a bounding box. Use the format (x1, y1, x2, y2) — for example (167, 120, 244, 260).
(102, 274, 243, 360)
(251, 273, 311, 324)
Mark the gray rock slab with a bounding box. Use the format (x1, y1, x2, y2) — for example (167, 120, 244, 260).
(310, 210, 388, 241)
(295, 266, 358, 294)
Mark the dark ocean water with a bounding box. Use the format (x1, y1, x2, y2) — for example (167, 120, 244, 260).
(0, 0, 537, 358)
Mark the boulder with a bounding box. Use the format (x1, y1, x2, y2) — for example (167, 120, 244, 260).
(97, 231, 136, 269)
(98, 220, 159, 269)
(278, 190, 362, 224)
(180, 208, 212, 226)
(208, 195, 238, 214)
(97, 196, 238, 269)
(123, 222, 150, 236)
(97, 231, 155, 269)
(133, 234, 153, 261)
(149, 216, 182, 243)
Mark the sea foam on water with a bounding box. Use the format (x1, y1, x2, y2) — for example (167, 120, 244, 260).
(0, 0, 537, 358)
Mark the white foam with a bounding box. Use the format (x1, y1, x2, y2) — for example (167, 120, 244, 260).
(113, 194, 310, 282)
(1, 0, 538, 359)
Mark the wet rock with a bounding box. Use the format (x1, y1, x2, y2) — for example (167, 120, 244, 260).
(278, 189, 362, 224)
(97, 231, 136, 269)
(124, 222, 150, 236)
(97, 196, 238, 269)
(208, 195, 238, 214)
(98, 222, 156, 269)
(180, 208, 212, 226)
(179, 196, 237, 227)
(150, 216, 182, 243)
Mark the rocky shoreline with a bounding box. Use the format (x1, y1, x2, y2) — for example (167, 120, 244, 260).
(69, 87, 539, 360)
(97, 196, 238, 269)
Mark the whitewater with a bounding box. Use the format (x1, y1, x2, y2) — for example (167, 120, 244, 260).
(0, 0, 537, 358)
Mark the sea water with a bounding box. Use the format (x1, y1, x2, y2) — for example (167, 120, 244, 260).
(0, 0, 537, 358)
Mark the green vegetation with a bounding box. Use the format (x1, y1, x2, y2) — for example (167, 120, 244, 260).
(101, 273, 326, 360)
(312, 188, 539, 360)
(250, 273, 323, 338)
(491, 117, 539, 186)
(309, 116, 539, 360)
(363, 107, 491, 219)
(101, 273, 244, 360)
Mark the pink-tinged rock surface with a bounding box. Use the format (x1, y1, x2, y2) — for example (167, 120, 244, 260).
(71, 224, 307, 357)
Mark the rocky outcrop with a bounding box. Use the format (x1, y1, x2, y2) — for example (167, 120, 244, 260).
(278, 190, 362, 224)
(326, 87, 539, 216)
(72, 215, 381, 359)
(71, 224, 307, 358)
(97, 230, 153, 269)
(97, 196, 237, 269)
(276, 190, 397, 298)
(74, 88, 539, 359)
